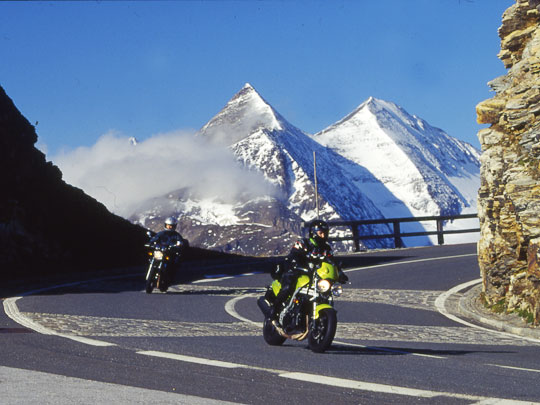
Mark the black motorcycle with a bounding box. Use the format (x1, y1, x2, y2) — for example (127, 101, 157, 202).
(144, 232, 182, 294)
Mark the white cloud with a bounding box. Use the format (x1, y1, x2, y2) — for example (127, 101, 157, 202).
(52, 130, 275, 217)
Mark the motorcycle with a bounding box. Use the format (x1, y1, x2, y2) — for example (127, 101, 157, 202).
(257, 258, 346, 353)
(144, 232, 182, 294)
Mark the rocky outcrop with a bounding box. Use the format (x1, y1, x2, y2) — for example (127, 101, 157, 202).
(0, 86, 149, 278)
(476, 0, 540, 325)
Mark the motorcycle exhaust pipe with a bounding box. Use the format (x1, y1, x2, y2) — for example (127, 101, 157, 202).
(257, 296, 271, 317)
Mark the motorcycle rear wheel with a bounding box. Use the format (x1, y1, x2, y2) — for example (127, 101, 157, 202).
(308, 308, 337, 353)
(262, 317, 286, 346)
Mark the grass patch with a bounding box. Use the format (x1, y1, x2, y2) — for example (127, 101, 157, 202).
(490, 298, 507, 314)
(512, 308, 535, 324)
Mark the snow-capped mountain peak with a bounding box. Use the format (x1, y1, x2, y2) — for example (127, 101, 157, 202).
(198, 83, 283, 145)
(313, 97, 480, 217)
(331, 97, 428, 139)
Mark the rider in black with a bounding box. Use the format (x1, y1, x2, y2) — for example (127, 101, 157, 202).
(269, 219, 347, 320)
(149, 217, 188, 288)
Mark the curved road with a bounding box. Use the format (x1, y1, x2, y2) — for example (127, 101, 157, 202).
(2, 243, 540, 404)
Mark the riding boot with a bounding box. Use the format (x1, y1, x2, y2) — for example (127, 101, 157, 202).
(269, 288, 289, 320)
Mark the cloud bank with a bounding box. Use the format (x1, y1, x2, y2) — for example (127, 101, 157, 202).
(52, 131, 275, 217)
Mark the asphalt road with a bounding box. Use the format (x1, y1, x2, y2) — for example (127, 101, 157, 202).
(2, 243, 540, 404)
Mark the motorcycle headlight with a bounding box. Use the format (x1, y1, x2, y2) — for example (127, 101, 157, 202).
(154, 251, 164, 260)
(317, 279, 332, 293)
(332, 284, 343, 297)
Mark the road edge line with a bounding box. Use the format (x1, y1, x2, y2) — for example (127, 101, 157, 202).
(435, 279, 540, 344)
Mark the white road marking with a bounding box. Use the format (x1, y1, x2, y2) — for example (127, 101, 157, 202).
(280, 372, 481, 400)
(1, 274, 140, 347)
(488, 364, 540, 374)
(224, 295, 261, 326)
(136, 350, 534, 403)
(193, 275, 232, 283)
(193, 272, 262, 283)
(138, 351, 250, 369)
(435, 279, 540, 345)
(3, 296, 115, 347)
(344, 253, 478, 273)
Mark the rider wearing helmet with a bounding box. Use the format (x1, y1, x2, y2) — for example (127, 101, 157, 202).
(164, 216, 179, 232)
(150, 216, 186, 246)
(149, 216, 189, 289)
(269, 219, 344, 320)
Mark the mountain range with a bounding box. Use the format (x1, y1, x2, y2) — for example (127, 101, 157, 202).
(130, 83, 480, 255)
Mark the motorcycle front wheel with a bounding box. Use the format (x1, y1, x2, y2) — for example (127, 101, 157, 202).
(308, 308, 337, 353)
(262, 317, 286, 346)
(145, 265, 157, 294)
(158, 272, 168, 292)
(158, 264, 169, 292)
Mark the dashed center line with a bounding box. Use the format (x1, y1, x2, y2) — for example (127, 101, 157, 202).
(136, 349, 536, 404)
(488, 364, 540, 374)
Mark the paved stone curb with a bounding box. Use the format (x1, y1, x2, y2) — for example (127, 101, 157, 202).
(458, 284, 540, 341)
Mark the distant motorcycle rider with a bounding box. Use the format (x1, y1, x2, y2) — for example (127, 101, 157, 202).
(269, 219, 348, 320)
(148, 217, 188, 288)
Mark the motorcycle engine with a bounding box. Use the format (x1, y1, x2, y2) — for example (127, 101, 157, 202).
(282, 299, 306, 334)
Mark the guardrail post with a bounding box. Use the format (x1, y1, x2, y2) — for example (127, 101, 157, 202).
(437, 219, 444, 245)
(393, 220, 403, 248)
(351, 225, 361, 252)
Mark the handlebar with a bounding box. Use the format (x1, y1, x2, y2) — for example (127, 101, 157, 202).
(295, 266, 311, 273)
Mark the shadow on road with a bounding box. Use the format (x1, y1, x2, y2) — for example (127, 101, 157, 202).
(327, 344, 513, 357)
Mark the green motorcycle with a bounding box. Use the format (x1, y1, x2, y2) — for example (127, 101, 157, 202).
(257, 259, 345, 353)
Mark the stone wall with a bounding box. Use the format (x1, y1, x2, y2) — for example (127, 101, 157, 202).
(476, 0, 540, 324)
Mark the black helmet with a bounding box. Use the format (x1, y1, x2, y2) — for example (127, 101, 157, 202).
(308, 219, 329, 243)
(164, 216, 178, 230)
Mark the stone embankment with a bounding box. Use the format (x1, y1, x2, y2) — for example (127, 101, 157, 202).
(476, 0, 540, 325)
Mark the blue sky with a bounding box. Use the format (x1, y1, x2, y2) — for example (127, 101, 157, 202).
(1, 0, 511, 157)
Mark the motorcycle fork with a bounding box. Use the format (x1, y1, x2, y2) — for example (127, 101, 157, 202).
(145, 259, 155, 280)
(156, 262, 164, 286)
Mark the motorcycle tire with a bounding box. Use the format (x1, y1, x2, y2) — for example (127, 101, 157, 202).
(308, 308, 337, 353)
(145, 266, 157, 294)
(158, 274, 168, 292)
(262, 317, 286, 346)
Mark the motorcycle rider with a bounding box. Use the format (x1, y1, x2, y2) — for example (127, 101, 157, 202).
(148, 217, 188, 289)
(269, 219, 348, 321)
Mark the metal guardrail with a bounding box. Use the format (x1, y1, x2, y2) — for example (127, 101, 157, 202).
(315, 214, 479, 251)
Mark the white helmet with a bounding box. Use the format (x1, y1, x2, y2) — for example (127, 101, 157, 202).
(164, 216, 178, 230)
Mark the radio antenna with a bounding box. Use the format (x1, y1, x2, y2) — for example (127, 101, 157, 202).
(313, 150, 320, 219)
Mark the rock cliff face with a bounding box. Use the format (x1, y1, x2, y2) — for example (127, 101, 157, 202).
(0, 86, 148, 278)
(476, 0, 540, 324)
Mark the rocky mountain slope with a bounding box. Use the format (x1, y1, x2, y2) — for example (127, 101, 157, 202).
(0, 85, 149, 278)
